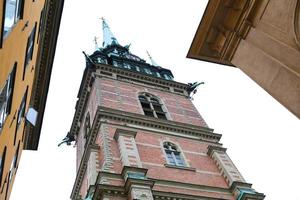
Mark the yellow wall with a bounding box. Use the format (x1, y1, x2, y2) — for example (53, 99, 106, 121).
(0, 0, 46, 199)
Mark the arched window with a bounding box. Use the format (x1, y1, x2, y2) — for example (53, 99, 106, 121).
(84, 112, 91, 139)
(163, 142, 185, 166)
(138, 93, 167, 119)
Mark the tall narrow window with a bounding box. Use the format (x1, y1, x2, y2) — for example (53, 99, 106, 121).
(16, 87, 28, 131)
(3, 0, 24, 38)
(37, 8, 44, 43)
(0, 146, 7, 188)
(0, 64, 16, 133)
(139, 93, 167, 119)
(163, 142, 185, 167)
(23, 23, 37, 79)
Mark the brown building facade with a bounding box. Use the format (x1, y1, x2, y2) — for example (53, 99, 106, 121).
(68, 20, 265, 200)
(188, 0, 300, 118)
(0, 0, 64, 199)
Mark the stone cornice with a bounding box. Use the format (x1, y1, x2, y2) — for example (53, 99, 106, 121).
(96, 63, 188, 93)
(187, 0, 263, 66)
(151, 179, 231, 194)
(152, 191, 230, 200)
(96, 106, 220, 142)
(207, 145, 227, 156)
(24, 0, 64, 150)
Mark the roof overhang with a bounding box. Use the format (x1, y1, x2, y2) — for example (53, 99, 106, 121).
(23, 0, 65, 150)
(187, 0, 262, 67)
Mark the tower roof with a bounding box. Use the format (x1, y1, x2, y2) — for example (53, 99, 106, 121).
(102, 18, 119, 47)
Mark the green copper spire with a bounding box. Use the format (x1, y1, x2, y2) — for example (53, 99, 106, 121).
(102, 18, 119, 47)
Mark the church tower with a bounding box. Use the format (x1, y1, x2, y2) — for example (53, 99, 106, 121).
(67, 19, 264, 200)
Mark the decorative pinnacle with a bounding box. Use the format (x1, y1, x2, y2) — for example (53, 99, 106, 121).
(101, 18, 119, 47)
(146, 51, 159, 67)
(93, 36, 99, 50)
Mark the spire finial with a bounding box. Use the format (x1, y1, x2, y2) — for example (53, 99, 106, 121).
(101, 18, 119, 47)
(146, 51, 159, 66)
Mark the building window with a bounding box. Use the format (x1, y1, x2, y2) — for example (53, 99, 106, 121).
(37, 8, 44, 43)
(143, 68, 152, 75)
(138, 93, 167, 120)
(3, 0, 24, 38)
(163, 142, 185, 167)
(84, 112, 91, 139)
(123, 63, 131, 69)
(163, 74, 173, 80)
(0, 64, 17, 133)
(0, 147, 7, 188)
(23, 23, 37, 79)
(16, 87, 28, 130)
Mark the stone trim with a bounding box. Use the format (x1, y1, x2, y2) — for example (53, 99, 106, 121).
(115, 131, 142, 167)
(97, 106, 219, 142)
(114, 129, 137, 140)
(152, 179, 231, 194)
(101, 124, 114, 172)
(164, 164, 196, 171)
(125, 178, 155, 193)
(94, 184, 126, 199)
(130, 185, 154, 200)
(207, 145, 227, 156)
(208, 145, 245, 187)
(95, 63, 189, 94)
(230, 181, 265, 199)
(152, 191, 230, 200)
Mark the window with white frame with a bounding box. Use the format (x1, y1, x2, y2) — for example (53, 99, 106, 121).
(163, 142, 185, 167)
(3, 0, 24, 38)
(0, 64, 16, 132)
(138, 93, 167, 120)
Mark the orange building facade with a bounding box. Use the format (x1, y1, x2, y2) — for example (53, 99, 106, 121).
(188, 0, 300, 119)
(0, 0, 63, 199)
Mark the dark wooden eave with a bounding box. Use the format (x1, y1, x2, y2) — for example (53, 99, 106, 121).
(23, 0, 65, 150)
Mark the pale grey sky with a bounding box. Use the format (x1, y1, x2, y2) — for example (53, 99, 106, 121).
(11, 0, 300, 200)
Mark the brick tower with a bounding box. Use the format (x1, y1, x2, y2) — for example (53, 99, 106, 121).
(67, 19, 265, 200)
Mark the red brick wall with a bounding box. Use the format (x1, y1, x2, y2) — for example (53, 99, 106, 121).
(95, 77, 208, 127)
(92, 123, 227, 189)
